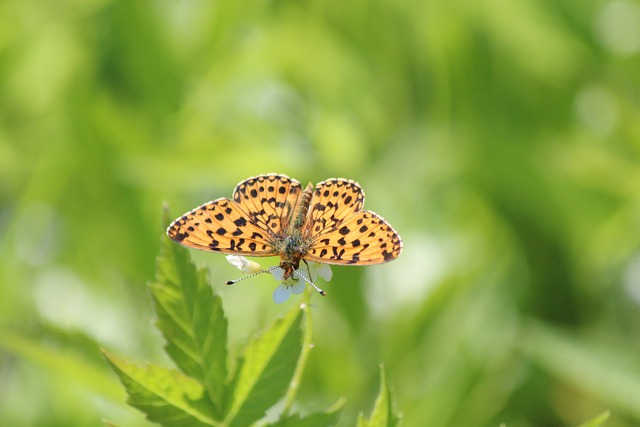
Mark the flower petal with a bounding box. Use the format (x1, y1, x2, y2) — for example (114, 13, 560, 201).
(272, 284, 291, 303)
(226, 255, 245, 270)
(307, 265, 318, 282)
(226, 255, 262, 273)
(270, 267, 285, 281)
(295, 268, 311, 283)
(315, 264, 333, 281)
(290, 281, 306, 295)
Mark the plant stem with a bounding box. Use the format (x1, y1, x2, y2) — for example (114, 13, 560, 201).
(282, 287, 314, 416)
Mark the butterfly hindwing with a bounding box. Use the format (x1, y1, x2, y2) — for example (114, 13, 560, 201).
(304, 210, 402, 265)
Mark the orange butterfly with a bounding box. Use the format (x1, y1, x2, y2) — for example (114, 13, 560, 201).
(167, 174, 402, 295)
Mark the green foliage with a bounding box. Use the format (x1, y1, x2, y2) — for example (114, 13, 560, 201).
(578, 411, 610, 427)
(104, 352, 215, 427)
(357, 365, 400, 427)
(223, 302, 301, 427)
(104, 232, 349, 426)
(3, 0, 640, 426)
(524, 323, 640, 419)
(149, 224, 229, 418)
(266, 412, 340, 427)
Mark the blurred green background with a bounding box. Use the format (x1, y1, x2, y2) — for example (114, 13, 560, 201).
(2, 0, 640, 426)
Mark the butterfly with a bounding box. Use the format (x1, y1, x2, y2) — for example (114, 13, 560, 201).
(167, 174, 402, 295)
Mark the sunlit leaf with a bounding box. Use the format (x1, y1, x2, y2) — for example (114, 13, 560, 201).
(267, 399, 345, 427)
(225, 303, 304, 427)
(149, 224, 228, 417)
(357, 364, 401, 427)
(578, 411, 610, 427)
(103, 350, 216, 427)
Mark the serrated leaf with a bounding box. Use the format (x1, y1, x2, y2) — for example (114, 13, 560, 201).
(578, 411, 610, 427)
(225, 303, 304, 427)
(267, 399, 345, 427)
(103, 350, 217, 427)
(357, 364, 401, 427)
(149, 231, 228, 417)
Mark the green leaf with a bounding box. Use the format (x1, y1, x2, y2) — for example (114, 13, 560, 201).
(267, 399, 345, 427)
(225, 303, 304, 427)
(357, 364, 401, 427)
(103, 350, 217, 427)
(149, 230, 228, 417)
(577, 411, 610, 427)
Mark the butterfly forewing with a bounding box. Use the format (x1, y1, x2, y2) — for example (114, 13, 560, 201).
(307, 179, 365, 236)
(304, 210, 402, 265)
(167, 198, 276, 256)
(233, 174, 303, 235)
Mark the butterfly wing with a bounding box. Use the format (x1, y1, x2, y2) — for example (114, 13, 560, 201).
(304, 210, 402, 265)
(167, 174, 303, 256)
(167, 198, 277, 256)
(303, 179, 402, 265)
(306, 178, 364, 236)
(232, 174, 303, 235)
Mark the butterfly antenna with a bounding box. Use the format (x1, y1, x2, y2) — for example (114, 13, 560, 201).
(225, 266, 278, 285)
(293, 270, 327, 296)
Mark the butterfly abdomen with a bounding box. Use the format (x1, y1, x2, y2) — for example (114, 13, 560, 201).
(290, 183, 314, 230)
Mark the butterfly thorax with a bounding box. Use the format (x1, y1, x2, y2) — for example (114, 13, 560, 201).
(273, 183, 315, 279)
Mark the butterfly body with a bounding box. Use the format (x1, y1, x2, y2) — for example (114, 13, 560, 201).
(267, 183, 311, 279)
(168, 174, 402, 281)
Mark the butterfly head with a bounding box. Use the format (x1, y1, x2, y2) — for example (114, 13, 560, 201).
(279, 259, 300, 280)
(273, 232, 313, 280)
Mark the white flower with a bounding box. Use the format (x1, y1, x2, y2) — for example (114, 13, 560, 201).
(272, 280, 306, 303)
(269, 262, 332, 303)
(269, 262, 332, 283)
(225, 256, 332, 304)
(225, 255, 262, 274)
(312, 263, 333, 282)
